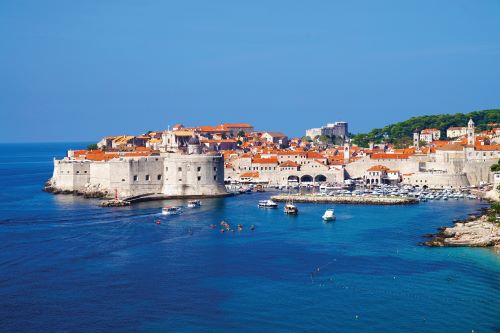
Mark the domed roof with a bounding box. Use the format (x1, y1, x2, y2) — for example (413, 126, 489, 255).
(188, 135, 200, 145)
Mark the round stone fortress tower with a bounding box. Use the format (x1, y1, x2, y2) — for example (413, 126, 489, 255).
(162, 136, 227, 197)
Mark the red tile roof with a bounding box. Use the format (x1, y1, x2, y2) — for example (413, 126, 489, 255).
(421, 128, 440, 134)
(252, 157, 278, 164)
(474, 144, 500, 151)
(435, 144, 464, 151)
(370, 153, 410, 159)
(367, 165, 389, 172)
(240, 172, 259, 178)
(221, 123, 253, 128)
(279, 161, 301, 168)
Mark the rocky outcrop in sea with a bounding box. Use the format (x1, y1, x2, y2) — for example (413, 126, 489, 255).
(424, 215, 500, 247)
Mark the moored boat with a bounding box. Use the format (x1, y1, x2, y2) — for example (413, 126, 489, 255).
(162, 206, 182, 215)
(258, 200, 278, 208)
(187, 200, 201, 208)
(284, 203, 298, 215)
(322, 208, 336, 222)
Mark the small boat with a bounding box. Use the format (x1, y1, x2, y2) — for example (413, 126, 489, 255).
(162, 206, 181, 215)
(322, 208, 336, 222)
(258, 200, 278, 208)
(284, 203, 298, 215)
(187, 200, 201, 208)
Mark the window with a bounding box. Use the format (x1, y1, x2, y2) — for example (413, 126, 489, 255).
(198, 176, 201, 181)
(133, 175, 138, 181)
(122, 179, 125, 182)
(197, 167, 201, 172)
(145, 175, 150, 181)
(157, 174, 162, 180)
(214, 175, 217, 181)
(166, 167, 169, 171)
(178, 167, 182, 172)
(213, 167, 217, 172)
(178, 178, 182, 182)
(84, 171, 87, 173)
(76, 171, 80, 174)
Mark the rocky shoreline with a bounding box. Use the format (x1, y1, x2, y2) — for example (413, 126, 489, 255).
(43, 180, 109, 199)
(271, 194, 418, 205)
(43, 180, 232, 207)
(424, 187, 500, 248)
(424, 210, 500, 248)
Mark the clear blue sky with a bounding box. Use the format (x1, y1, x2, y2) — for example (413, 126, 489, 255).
(1, 0, 500, 142)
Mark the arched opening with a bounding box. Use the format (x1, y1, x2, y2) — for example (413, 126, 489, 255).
(287, 175, 299, 183)
(315, 174, 327, 182)
(301, 175, 313, 183)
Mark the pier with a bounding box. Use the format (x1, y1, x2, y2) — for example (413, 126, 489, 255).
(270, 194, 419, 205)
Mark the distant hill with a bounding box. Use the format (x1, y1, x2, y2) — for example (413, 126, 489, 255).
(351, 109, 500, 148)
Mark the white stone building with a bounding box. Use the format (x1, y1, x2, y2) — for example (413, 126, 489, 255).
(446, 127, 467, 138)
(420, 128, 441, 143)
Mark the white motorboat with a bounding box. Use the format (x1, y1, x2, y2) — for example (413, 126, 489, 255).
(162, 206, 182, 215)
(187, 200, 201, 208)
(258, 200, 278, 208)
(284, 203, 298, 215)
(322, 208, 336, 222)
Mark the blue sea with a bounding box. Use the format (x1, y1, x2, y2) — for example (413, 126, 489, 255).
(0, 143, 499, 333)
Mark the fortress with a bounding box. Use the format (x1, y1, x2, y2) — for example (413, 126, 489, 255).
(46, 134, 228, 199)
(46, 118, 500, 200)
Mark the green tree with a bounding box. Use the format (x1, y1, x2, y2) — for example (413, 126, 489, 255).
(87, 143, 98, 150)
(237, 130, 246, 137)
(318, 135, 329, 144)
(490, 159, 500, 172)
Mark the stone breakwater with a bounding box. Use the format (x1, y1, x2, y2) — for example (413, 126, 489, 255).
(424, 215, 500, 247)
(98, 199, 131, 207)
(270, 194, 419, 205)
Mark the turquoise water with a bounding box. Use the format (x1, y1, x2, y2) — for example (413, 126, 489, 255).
(0, 143, 499, 332)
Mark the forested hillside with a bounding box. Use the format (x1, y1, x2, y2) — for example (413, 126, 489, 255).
(351, 109, 500, 148)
